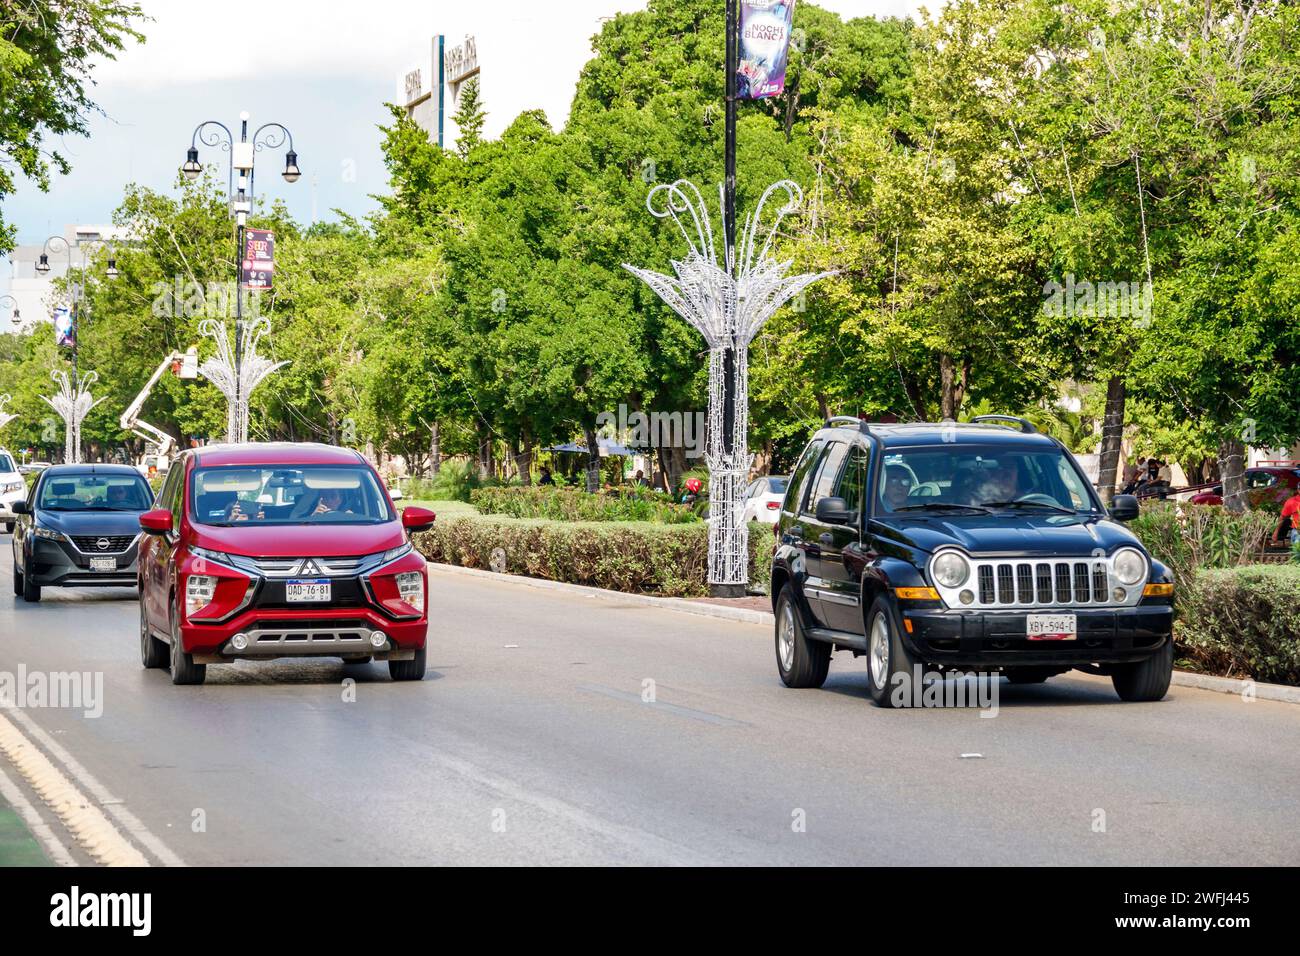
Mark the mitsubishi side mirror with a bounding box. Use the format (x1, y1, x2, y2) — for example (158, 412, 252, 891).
(401, 506, 436, 534)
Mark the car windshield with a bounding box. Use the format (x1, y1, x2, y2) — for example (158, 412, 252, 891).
(191, 465, 393, 526)
(38, 473, 153, 511)
(766, 477, 789, 493)
(0, 454, 15, 473)
(877, 446, 1099, 515)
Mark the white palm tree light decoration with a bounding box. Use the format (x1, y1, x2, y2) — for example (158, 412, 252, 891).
(0, 394, 17, 432)
(42, 370, 104, 464)
(626, 179, 831, 589)
(197, 317, 287, 443)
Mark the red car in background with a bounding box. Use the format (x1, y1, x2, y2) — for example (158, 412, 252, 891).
(1188, 466, 1300, 507)
(138, 443, 434, 686)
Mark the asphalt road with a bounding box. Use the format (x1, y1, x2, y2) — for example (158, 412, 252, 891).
(1, 542, 1297, 866)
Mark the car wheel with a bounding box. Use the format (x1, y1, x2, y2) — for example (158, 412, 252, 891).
(1111, 639, 1173, 702)
(774, 583, 830, 688)
(140, 601, 168, 669)
(168, 610, 206, 686)
(3, 522, 12, 534)
(865, 596, 921, 708)
(388, 644, 427, 682)
(12, 562, 21, 597)
(22, 565, 40, 602)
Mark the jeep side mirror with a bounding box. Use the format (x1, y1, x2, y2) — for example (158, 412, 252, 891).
(1109, 494, 1139, 521)
(139, 509, 173, 535)
(815, 496, 854, 524)
(11, 501, 28, 516)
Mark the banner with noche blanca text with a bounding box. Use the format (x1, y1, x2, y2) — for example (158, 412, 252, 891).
(738, 0, 797, 100)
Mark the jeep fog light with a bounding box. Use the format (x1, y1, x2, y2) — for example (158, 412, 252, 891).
(231, 633, 249, 651)
(185, 575, 217, 617)
(1112, 587, 1127, 602)
(931, 551, 970, 588)
(370, 631, 387, 648)
(1112, 548, 1146, 586)
(395, 570, 425, 613)
(959, 589, 974, 605)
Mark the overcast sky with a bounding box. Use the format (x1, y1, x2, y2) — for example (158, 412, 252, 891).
(3, 0, 918, 249)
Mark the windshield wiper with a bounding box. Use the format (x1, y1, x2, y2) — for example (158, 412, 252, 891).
(979, 499, 1078, 515)
(894, 502, 991, 514)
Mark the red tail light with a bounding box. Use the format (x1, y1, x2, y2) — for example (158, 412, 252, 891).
(765, 500, 780, 509)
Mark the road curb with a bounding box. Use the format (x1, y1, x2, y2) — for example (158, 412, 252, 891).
(424, 561, 773, 626)
(426, 561, 1300, 704)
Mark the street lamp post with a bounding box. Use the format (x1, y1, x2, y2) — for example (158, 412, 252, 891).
(0, 293, 18, 327)
(36, 236, 83, 385)
(182, 112, 300, 443)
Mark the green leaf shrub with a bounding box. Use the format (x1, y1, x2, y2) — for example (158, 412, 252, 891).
(1174, 565, 1300, 686)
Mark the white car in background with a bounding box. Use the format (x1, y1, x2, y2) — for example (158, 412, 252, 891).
(741, 474, 789, 524)
(0, 449, 26, 534)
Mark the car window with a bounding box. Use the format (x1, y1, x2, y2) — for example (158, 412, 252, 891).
(785, 440, 824, 514)
(191, 464, 393, 526)
(806, 442, 848, 515)
(0, 454, 15, 472)
(1246, 472, 1276, 489)
(36, 472, 153, 511)
(835, 446, 868, 518)
(766, 476, 789, 494)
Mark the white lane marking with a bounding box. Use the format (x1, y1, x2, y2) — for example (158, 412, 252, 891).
(2, 706, 185, 867)
(418, 746, 713, 865)
(0, 761, 76, 866)
(0, 710, 147, 866)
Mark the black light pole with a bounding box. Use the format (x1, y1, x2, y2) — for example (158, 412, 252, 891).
(183, 113, 299, 442)
(723, 0, 738, 459)
(36, 237, 81, 385)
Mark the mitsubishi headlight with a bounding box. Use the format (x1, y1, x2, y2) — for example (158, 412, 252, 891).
(382, 542, 413, 564)
(395, 570, 425, 613)
(32, 525, 66, 541)
(1112, 548, 1147, 586)
(930, 550, 970, 589)
(185, 575, 218, 617)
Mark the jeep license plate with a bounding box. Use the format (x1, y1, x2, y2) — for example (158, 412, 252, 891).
(286, 579, 331, 603)
(89, 557, 117, 572)
(1027, 613, 1076, 640)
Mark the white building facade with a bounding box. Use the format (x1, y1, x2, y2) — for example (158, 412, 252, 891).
(396, 34, 481, 150)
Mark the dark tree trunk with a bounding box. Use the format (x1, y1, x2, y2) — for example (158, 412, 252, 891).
(1218, 437, 1247, 513)
(428, 420, 440, 476)
(938, 354, 968, 420)
(1097, 376, 1126, 504)
(583, 424, 601, 493)
(514, 432, 533, 487)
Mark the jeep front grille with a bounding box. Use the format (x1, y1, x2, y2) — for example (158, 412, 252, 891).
(945, 557, 1142, 609)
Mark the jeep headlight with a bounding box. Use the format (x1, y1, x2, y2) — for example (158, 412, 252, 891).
(1112, 548, 1147, 586)
(931, 551, 970, 588)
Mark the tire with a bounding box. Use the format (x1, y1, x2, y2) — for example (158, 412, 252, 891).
(168, 609, 206, 686)
(12, 562, 21, 597)
(140, 601, 167, 669)
(3, 522, 12, 534)
(22, 565, 40, 603)
(1004, 667, 1058, 685)
(865, 596, 921, 708)
(1111, 639, 1173, 702)
(389, 644, 427, 682)
(774, 583, 830, 689)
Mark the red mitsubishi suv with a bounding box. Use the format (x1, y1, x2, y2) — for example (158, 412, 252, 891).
(137, 443, 434, 685)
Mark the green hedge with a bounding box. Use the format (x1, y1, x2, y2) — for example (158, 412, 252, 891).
(416, 514, 773, 598)
(1130, 503, 1278, 583)
(471, 485, 699, 524)
(1174, 565, 1300, 686)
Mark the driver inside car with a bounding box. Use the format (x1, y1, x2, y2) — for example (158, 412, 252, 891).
(975, 461, 1024, 504)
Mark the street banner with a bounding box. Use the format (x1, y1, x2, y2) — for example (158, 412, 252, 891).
(53, 306, 74, 348)
(738, 0, 796, 100)
(241, 228, 275, 290)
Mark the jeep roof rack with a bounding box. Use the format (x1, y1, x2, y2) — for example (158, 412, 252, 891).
(824, 415, 874, 437)
(970, 414, 1038, 434)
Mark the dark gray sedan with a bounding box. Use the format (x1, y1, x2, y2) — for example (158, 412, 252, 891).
(11, 464, 154, 602)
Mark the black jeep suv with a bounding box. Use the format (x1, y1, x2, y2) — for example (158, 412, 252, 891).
(770, 415, 1175, 706)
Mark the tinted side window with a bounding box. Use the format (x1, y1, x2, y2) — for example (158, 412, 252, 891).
(785, 440, 824, 514)
(835, 446, 869, 519)
(806, 442, 848, 514)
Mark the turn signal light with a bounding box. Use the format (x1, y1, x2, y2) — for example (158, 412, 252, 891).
(1142, 582, 1174, 597)
(894, 586, 940, 601)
